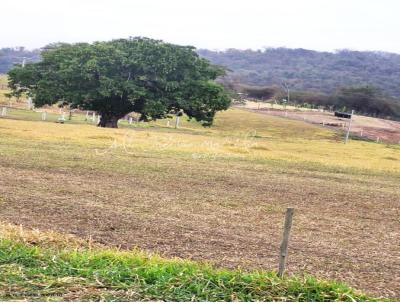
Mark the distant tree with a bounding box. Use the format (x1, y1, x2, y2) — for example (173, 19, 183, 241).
(281, 81, 291, 103)
(238, 85, 277, 100)
(279, 91, 330, 107)
(7, 38, 230, 128)
(331, 86, 400, 118)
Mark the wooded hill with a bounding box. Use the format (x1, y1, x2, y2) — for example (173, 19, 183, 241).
(0, 47, 40, 74)
(198, 48, 400, 98)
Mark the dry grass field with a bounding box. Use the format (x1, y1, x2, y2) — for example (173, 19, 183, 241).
(0, 108, 399, 299)
(0, 74, 7, 86)
(240, 101, 400, 144)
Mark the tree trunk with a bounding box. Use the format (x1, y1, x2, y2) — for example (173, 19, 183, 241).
(98, 114, 120, 128)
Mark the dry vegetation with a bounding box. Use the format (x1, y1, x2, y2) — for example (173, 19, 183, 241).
(0, 74, 9, 102)
(0, 108, 399, 299)
(240, 101, 400, 144)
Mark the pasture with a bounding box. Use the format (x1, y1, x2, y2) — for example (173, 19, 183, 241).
(0, 108, 399, 299)
(241, 101, 400, 144)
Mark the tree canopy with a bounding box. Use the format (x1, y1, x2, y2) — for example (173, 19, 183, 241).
(8, 38, 230, 127)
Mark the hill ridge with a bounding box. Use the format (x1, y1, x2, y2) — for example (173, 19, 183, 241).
(198, 48, 400, 98)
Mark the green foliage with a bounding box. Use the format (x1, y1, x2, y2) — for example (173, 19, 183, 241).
(7, 38, 230, 127)
(0, 240, 387, 301)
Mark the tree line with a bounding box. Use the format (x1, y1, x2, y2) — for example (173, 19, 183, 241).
(226, 83, 400, 120)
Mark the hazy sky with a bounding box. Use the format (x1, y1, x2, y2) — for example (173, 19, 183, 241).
(2, 0, 400, 53)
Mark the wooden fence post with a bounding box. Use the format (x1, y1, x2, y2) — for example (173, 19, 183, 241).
(344, 110, 354, 144)
(278, 207, 294, 278)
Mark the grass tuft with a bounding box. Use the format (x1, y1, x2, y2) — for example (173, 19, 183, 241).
(0, 236, 388, 301)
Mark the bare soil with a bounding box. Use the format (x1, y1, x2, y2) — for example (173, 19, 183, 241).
(0, 158, 399, 299)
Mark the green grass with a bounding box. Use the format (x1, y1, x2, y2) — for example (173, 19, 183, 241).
(0, 106, 205, 128)
(0, 239, 386, 301)
(0, 107, 63, 122)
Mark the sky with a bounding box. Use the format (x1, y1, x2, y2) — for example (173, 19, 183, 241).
(1, 0, 400, 53)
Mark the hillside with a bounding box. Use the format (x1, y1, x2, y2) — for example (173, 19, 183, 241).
(4, 46, 400, 99)
(0, 109, 399, 299)
(3, 46, 400, 99)
(198, 48, 400, 98)
(0, 47, 41, 73)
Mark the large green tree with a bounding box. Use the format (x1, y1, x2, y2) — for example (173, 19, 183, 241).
(8, 38, 230, 127)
